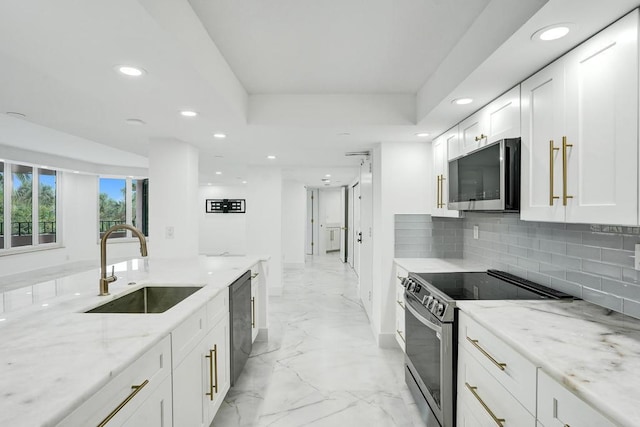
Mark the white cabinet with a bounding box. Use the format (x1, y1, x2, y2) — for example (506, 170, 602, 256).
(250, 264, 261, 343)
(522, 10, 639, 225)
(433, 127, 461, 218)
(394, 265, 408, 351)
(173, 298, 230, 427)
(457, 311, 536, 427)
(537, 370, 616, 427)
(326, 226, 341, 251)
(456, 86, 521, 158)
(57, 336, 172, 427)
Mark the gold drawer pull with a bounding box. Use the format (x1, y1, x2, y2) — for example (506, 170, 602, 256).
(465, 382, 505, 427)
(562, 136, 573, 206)
(474, 134, 487, 142)
(251, 297, 256, 328)
(396, 330, 405, 342)
(205, 345, 218, 400)
(97, 379, 149, 427)
(396, 300, 404, 309)
(251, 272, 259, 279)
(466, 336, 507, 371)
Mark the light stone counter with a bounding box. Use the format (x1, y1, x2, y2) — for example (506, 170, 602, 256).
(394, 258, 488, 273)
(457, 299, 640, 427)
(0, 255, 268, 427)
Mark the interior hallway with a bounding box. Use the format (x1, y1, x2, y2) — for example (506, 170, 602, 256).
(213, 255, 423, 426)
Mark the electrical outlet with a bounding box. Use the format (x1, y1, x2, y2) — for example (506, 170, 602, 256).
(635, 244, 640, 270)
(473, 225, 479, 240)
(165, 226, 175, 239)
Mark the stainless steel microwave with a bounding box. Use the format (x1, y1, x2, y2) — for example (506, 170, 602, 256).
(447, 138, 521, 211)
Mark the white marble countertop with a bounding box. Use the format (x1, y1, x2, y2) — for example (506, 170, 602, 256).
(0, 255, 267, 427)
(394, 258, 488, 273)
(458, 299, 640, 427)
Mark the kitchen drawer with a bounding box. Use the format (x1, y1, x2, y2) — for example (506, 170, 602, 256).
(171, 305, 207, 368)
(395, 305, 405, 351)
(458, 346, 535, 426)
(459, 311, 537, 414)
(206, 289, 229, 329)
(537, 369, 616, 427)
(57, 335, 171, 427)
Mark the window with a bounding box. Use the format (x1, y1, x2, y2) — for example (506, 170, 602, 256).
(0, 161, 59, 252)
(99, 177, 148, 238)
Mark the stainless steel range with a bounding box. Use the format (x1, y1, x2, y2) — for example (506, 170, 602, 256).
(401, 270, 573, 427)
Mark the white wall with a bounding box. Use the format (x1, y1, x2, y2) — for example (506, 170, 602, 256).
(148, 139, 199, 259)
(246, 167, 283, 295)
(198, 185, 248, 255)
(372, 141, 431, 347)
(282, 180, 306, 265)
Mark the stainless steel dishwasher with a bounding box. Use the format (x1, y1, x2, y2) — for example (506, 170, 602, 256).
(229, 270, 252, 386)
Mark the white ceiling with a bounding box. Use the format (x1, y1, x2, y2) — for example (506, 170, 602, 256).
(0, 0, 637, 187)
(188, 0, 491, 93)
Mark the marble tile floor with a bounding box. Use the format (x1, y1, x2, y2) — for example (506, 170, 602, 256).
(213, 255, 424, 427)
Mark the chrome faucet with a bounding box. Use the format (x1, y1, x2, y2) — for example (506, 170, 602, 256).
(99, 224, 148, 296)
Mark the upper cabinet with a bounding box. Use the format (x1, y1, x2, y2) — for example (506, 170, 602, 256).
(433, 127, 461, 218)
(521, 10, 639, 225)
(454, 86, 521, 160)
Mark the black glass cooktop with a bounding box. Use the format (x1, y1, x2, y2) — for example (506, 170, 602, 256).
(412, 270, 572, 301)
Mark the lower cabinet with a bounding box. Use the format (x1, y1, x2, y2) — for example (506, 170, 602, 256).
(458, 311, 617, 427)
(394, 264, 408, 351)
(173, 311, 230, 427)
(537, 370, 616, 427)
(57, 336, 172, 427)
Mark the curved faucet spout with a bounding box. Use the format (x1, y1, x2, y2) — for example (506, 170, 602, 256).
(99, 224, 148, 296)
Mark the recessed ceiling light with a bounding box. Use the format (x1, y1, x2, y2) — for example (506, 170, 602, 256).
(532, 24, 572, 41)
(452, 98, 473, 105)
(125, 118, 145, 125)
(117, 66, 145, 77)
(180, 110, 198, 117)
(73, 171, 80, 174)
(213, 133, 227, 139)
(41, 303, 49, 307)
(5, 111, 26, 118)
(337, 132, 351, 136)
(215, 171, 222, 175)
(0, 318, 5, 322)
(242, 181, 247, 184)
(325, 174, 331, 178)
(415, 132, 430, 137)
(267, 155, 276, 160)
(207, 183, 212, 186)
(74, 292, 81, 296)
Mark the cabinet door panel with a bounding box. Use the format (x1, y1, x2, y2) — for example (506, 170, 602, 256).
(520, 60, 566, 222)
(122, 376, 173, 427)
(485, 86, 520, 142)
(459, 114, 482, 154)
(564, 11, 638, 225)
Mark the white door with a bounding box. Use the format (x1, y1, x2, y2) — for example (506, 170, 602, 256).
(564, 11, 638, 225)
(359, 158, 373, 318)
(432, 130, 460, 218)
(305, 189, 314, 255)
(484, 85, 521, 143)
(352, 182, 360, 277)
(339, 186, 347, 263)
(459, 111, 483, 154)
(347, 185, 355, 268)
(520, 59, 566, 222)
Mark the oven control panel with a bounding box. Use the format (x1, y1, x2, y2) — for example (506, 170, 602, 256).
(402, 276, 452, 322)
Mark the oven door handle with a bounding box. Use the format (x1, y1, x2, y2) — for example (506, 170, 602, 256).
(405, 294, 443, 334)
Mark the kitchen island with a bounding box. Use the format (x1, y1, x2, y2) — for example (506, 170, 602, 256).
(0, 255, 268, 427)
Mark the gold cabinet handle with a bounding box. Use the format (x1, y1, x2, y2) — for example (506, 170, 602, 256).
(396, 300, 405, 309)
(97, 379, 149, 427)
(562, 136, 573, 206)
(474, 133, 487, 142)
(549, 140, 560, 205)
(465, 382, 505, 427)
(466, 337, 507, 371)
(396, 330, 405, 342)
(205, 345, 218, 400)
(251, 272, 259, 279)
(440, 175, 446, 208)
(251, 297, 256, 328)
(436, 175, 441, 208)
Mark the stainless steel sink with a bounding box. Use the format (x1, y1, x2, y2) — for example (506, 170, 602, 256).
(85, 286, 203, 314)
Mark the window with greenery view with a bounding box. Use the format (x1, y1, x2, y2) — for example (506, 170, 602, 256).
(99, 177, 148, 238)
(0, 162, 58, 251)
